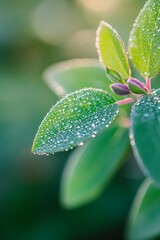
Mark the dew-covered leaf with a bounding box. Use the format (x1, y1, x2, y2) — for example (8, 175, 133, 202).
(32, 88, 119, 154)
(127, 179, 160, 240)
(129, 0, 160, 79)
(96, 21, 130, 80)
(130, 89, 160, 184)
(60, 125, 129, 208)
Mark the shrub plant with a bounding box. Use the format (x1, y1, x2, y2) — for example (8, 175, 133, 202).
(32, 0, 160, 239)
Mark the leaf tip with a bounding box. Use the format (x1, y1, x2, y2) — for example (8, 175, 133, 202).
(31, 138, 38, 154)
(31, 135, 46, 155)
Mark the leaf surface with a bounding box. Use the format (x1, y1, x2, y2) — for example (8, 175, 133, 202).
(60, 125, 129, 208)
(96, 21, 130, 79)
(129, 0, 160, 78)
(32, 88, 119, 154)
(127, 179, 160, 240)
(130, 89, 160, 183)
(43, 59, 114, 96)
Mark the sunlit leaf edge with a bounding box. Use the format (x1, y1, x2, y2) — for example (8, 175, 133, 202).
(96, 20, 131, 79)
(129, 0, 160, 79)
(32, 88, 120, 155)
(43, 58, 105, 97)
(125, 178, 160, 240)
(130, 89, 160, 184)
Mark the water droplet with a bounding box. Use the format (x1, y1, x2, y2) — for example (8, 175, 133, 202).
(78, 142, 84, 146)
(32, 88, 119, 154)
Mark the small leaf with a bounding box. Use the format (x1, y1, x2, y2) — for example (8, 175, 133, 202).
(127, 179, 160, 240)
(130, 89, 160, 184)
(32, 88, 119, 154)
(96, 21, 130, 79)
(43, 58, 118, 99)
(106, 67, 125, 83)
(129, 0, 160, 79)
(60, 125, 129, 208)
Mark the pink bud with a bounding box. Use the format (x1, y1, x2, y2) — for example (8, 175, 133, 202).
(110, 83, 130, 96)
(127, 78, 147, 94)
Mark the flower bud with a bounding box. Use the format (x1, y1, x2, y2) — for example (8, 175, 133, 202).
(110, 83, 130, 95)
(106, 67, 125, 83)
(127, 77, 147, 94)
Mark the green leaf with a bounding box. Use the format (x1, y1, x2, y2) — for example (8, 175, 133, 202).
(60, 125, 129, 208)
(96, 21, 130, 80)
(127, 179, 160, 240)
(43, 58, 118, 99)
(106, 67, 125, 84)
(130, 89, 160, 184)
(129, 0, 160, 79)
(32, 88, 119, 154)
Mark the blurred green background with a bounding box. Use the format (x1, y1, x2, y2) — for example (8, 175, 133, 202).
(0, 0, 147, 239)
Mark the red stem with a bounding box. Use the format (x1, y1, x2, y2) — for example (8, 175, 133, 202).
(116, 98, 134, 106)
(146, 78, 151, 93)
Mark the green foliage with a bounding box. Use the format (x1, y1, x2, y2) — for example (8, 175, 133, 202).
(105, 67, 125, 84)
(129, 0, 160, 79)
(43, 59, 121, 100)
(130, 89, 160, 184)
(32, 88, 119, 154)
(96, 21, 130, 80)
(127, 179, 160, 240)
(60, 125, 129, 208)
(32, 0, 160, 239)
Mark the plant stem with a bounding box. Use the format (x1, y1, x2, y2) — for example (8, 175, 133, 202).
(116, 98, 134, 106)
(118, 117, 131, 128)
(146, 78, 151, 93)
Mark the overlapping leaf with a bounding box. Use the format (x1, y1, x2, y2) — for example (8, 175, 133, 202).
(129, 0, 160, 78)
(130, 89, 160, 183)
(32, 88, 119, 154)
(43, 59, 120, 99)
(96, 21, 130, 80)
(127, 179, 160, 240)
(60, 126, 129, 208)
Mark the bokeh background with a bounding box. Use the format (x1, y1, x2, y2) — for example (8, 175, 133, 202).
(0, 0, 148, 239)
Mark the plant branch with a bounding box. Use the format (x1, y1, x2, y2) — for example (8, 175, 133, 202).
(116, 98, 134, 106)
(146, 78, 151, 94)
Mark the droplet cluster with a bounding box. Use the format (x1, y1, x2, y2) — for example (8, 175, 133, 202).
(131, 89, 160, 124)
(130, 90, 160, 181)
(32, 88, 119, 154)
(96, 21, 130, 80)
(129, 0, 160, 78)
